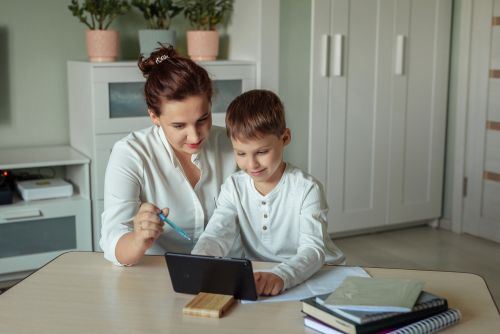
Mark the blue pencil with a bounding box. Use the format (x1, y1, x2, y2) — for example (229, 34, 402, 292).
(159, 212, 191, 241)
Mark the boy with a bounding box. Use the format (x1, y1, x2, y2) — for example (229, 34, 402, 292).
(192, 90, 345, 296)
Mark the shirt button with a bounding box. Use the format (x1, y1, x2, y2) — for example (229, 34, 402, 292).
(261, 201, 266, 205)
(264, 214, 268, 218)
(263, 226, 267, 231)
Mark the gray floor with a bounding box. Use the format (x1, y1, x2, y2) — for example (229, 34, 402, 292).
(334, 225, 500, 308)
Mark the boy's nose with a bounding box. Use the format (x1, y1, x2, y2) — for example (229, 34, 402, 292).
(249, 157, 260, 169)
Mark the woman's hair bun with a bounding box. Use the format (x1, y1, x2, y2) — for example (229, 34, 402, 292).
(138, 43, 179, 76)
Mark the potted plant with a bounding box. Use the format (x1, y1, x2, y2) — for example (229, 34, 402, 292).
(182, 0, 233, 61)
(132, 0, 183, 57)
(68, 0, 130, 62)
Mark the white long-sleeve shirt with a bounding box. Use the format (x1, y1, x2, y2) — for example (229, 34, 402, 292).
(192, 164, 345, 290)
(100, 125, 237, 265)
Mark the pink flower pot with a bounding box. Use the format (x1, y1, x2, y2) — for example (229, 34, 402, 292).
(187, 30, 219, 61)
(86, 30, 119, 62)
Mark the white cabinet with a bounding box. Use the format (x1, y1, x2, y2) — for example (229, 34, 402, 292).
(68, 61, 256, 250)
(309, 0, 452, 233)
(0, 146, 92, 281)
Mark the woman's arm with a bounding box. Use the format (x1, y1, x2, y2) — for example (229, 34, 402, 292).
(100, 141, 163, 265)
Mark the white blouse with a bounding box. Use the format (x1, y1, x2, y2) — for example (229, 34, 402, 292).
(100, 125, 237, 265)
(192, 164, 345, 290)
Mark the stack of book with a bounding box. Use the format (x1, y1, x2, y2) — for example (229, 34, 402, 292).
(301, 277, 462, 334)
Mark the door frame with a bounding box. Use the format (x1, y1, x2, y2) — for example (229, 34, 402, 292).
(447, 0, 500, 242)
(462, 0, 500, 242)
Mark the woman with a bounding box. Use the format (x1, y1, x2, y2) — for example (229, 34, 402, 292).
(100, 45, 237, 265)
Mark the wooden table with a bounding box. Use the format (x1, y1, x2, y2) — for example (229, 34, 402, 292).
(0, 252, 498, 333)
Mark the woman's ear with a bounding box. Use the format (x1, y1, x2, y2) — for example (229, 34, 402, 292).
(282, 128, 292, 146)
(148, 110, 160, 127)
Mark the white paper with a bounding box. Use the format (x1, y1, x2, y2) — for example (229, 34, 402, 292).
(242, 266, 370, 304)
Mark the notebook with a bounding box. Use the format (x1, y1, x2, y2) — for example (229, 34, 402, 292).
(385, 308, 461, 334)
(164, 252, 258, 301)
(304, 316, 344, 334)
(318, 277, 424, 312)
(319, 291, 447, 324)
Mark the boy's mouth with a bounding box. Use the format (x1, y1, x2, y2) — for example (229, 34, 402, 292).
(249, 169, 266, 177)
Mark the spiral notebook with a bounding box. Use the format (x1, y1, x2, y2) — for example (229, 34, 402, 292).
(385, 308, 461, 334)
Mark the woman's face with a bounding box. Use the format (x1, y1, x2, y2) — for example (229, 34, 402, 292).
(149, 95, 212, 156)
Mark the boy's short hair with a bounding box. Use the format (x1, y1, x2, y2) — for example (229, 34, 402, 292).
(225, 89, 286, 140)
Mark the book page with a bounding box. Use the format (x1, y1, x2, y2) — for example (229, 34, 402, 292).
(242, 266, 370, 304)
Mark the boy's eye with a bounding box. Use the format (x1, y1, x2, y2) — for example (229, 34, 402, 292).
(236, 152, 246, 156)
(257, 150, 269, 155)
(197, 117, 208, 123)
(172, 124, 184, 129)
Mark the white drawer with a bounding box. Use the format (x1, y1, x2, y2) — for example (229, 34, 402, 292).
(0, 197, 92, 274)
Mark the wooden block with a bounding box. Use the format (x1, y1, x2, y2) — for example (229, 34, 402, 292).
(183, 292, 236, 318)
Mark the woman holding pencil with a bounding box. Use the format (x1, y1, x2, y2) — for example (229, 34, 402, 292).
(99, 45, 237, 266)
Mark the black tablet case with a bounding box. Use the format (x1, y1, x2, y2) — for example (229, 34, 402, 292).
(164, 252, 258, 301)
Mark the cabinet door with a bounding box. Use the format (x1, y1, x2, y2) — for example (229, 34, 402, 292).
(388, 0, 452, 223)
(93, 66, 152, 134)
(312, 0, 398, 233)
(203, 63, 256, 126)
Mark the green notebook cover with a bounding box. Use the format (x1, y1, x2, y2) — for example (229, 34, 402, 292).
(320, 277, 424, 312)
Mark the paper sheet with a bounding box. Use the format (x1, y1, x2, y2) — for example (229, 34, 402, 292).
(242, 266, 370, 304)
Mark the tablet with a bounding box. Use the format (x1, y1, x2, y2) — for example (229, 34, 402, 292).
(164, 252, 258, 301)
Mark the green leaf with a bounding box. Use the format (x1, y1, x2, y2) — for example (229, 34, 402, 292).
(67, 0, 131, 30)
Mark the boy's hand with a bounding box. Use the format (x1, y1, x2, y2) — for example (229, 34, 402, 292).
(254, 272, 284, 296)
(132, 203, 166, 249)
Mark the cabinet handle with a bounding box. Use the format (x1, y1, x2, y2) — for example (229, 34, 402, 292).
(395, 35, 405, 75)
(333, 34, 344, 77)
(1, 209, 42, 221)
(321, 34, 330, 77)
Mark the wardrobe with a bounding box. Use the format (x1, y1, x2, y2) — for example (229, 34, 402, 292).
(309, 0, 452, 233)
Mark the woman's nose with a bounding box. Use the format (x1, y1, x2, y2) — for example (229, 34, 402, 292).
(187, 126, 200, 142)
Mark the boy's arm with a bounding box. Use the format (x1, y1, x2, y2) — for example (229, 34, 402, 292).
(192, 178, 240, 256)
(270, 183, 328, 290)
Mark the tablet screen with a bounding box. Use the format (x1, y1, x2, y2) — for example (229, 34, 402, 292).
(164, 252, 258, 301)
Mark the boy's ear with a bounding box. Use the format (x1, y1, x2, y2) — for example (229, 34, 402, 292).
(282, 128, 292, 146)
(149, 109, 160, 127)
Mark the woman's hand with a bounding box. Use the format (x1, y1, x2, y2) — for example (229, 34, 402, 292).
(132, 203, 166, 250)
(254, 272, 284, 296)
(116, 203, 168, 265)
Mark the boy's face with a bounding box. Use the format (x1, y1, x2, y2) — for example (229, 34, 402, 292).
(149, 95, 212, 157)
(231, 129, 291, 186)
